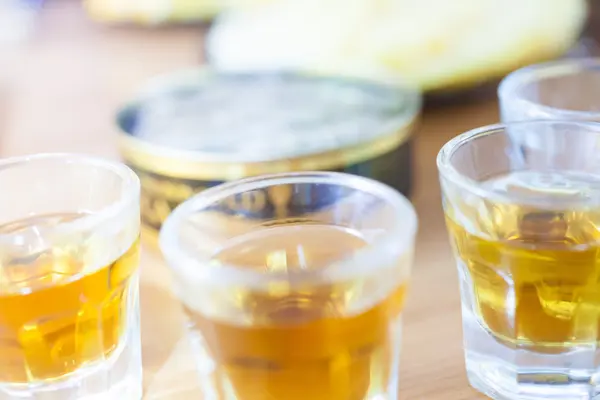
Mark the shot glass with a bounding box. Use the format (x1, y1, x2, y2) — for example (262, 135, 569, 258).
(159, 171, 417, 400)
(0, 154, 142, 399)
(438, 120, 600, 400)
(498, 58, 600, 122)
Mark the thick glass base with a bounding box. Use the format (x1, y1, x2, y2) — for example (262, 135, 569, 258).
(466, 352, 600, 400)
(0, 331, 142, 400)
(0, 294, 142, 400)
(463, 310, 600, 400)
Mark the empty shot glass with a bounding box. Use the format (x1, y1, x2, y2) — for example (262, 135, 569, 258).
(498, 58, 600, 122)
(159, 171, 417, 400)
(438, 120, 600, 400)
(0, 154, 142, 400)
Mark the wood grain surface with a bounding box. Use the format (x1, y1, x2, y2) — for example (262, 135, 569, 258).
(1, 2, 498, 399)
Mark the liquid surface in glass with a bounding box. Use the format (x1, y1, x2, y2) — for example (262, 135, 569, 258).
(0, 213, 140, 383)
(447, 170, 600, 352)
(183, 224, 407, 400)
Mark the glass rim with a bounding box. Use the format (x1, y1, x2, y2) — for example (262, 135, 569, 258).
(498, 57, 600, 120)
(159, 171, 417, 288)
(0, 153, 140, 242)
(436, 120, 600, 207)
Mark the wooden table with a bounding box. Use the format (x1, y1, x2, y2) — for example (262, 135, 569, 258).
(1, 2, 499, 399)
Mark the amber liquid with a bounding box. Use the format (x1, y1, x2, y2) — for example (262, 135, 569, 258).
(447, 172, 600, 352)
(183, 224, 407, 400)
(0, 214, 140, 383)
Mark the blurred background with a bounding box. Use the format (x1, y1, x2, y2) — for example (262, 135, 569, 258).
(0, 0, 596, 158)
(1, 1, 599, 396)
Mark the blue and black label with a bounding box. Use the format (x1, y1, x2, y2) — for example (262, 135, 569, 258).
(132, 139, 412, 232)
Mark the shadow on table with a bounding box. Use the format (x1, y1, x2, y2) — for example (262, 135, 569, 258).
(140, 283, 197, 394)
(142, 333, 202, 399)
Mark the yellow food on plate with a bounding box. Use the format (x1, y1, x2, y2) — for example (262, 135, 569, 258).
(83, 0, 272, 24)
(206, 0, 588, 92)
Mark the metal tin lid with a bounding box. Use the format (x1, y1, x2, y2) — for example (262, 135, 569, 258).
(118, 69, 421, 180)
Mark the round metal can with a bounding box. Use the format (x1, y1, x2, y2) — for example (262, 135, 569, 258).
(117, 69, 421, 242)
